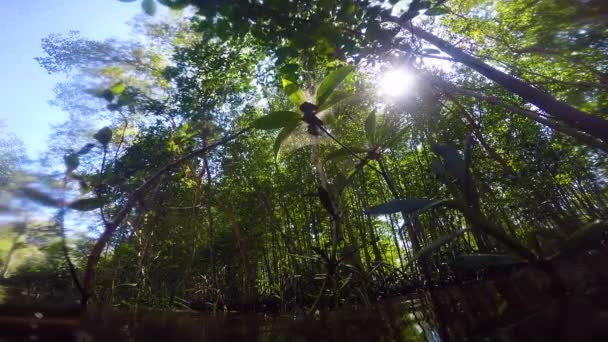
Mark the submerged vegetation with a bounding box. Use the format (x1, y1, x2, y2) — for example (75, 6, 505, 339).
(1, 0, 608, 340)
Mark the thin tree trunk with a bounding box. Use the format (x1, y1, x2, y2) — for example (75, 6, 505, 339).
(203, 150, 215, 286)
(406, 25, 608, 142)
(81, 128, 249, 308)
(442, 85, 608, 153)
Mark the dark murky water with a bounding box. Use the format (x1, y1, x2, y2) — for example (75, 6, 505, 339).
(2, 252, 608, 341)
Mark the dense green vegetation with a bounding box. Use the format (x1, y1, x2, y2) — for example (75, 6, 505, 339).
(1, 1, 607, 338)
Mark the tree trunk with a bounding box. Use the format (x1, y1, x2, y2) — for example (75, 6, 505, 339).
(441, 84, 608, 153)
(203, 150, 216, 286)
(406, 25, 608, 142)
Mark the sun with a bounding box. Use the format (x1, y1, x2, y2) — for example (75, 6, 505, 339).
(378, 68, 415, 98)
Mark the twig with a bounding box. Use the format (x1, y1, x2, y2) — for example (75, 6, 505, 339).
(317, 125, 383, 175)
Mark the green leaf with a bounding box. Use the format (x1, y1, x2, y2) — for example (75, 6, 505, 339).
(365, 112, 376, 145)
(431, 144, 466, 182)
(100, 89, 114, 102)
(157, 0, 189, 10)
(142, 0, 156, 15)
(413, 229, 469, 261)
(116, 93, 135, 106)
(20, 187, 60, 207)
(316, 65, 355, 107)
(64, 153, 80, 172)
(454, 254, 526, 270)
(282, 79, 306, 106)
(68, 197, 105, 211)
(425, 6, 450, 16)
(381, 127, 409, 149)
(77, 143, 96, 155)
(273, 123, 300, 159)
(317, 90, 355, 112)
(252, 111, 301, 130)
(94, 127, 113, 147)
(327, 147, 368, 161)
(110, 83, 126, 95)
(366, 199, 434, 216)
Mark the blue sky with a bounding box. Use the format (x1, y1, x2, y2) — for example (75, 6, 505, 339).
(0, 0, 144, 159)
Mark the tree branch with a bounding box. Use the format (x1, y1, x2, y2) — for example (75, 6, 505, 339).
(81, 127, 251, 307)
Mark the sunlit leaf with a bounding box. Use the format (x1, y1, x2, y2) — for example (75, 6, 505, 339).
(273, 123, 300, 159)
(381, 127, 409, 149)
(110, 83, 126, 95)
(318, 91, 355, 112)
(316, 65, 355, 107)
(20, 187, 60, 208)
(252, 111, 301, 130)
(282, 79, 306, 106)
(68, 197, 105, 211)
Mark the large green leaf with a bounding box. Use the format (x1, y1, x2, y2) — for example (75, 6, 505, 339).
(365, 112, 376, 145)
(431, 144, 466, 182)
(413, 229, 469, 261)
(64, 153, 80, 173)
(282, 79, 306, 106)
(68, 197, 105, 211)
(110, 83, 126, 95)
(94, 127, 113, 147)
(157, 0, 189, 9)
(326, 147, 367, 161)
(316, 65, 355, 107)
(273, 123, 300, 159)
(381, 127, 409, 149)
(77, 143, 96, 156)
(454, 254, 526, 270)
(252, 111, 301, 130)
(318, 90, 354, 112)
(20, 187, 60, 208)
(142, 0, 156, 15)
(366, 199, 433, 216)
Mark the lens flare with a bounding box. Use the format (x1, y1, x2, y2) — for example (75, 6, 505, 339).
(378, 68, 415, 98)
